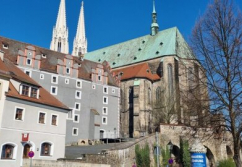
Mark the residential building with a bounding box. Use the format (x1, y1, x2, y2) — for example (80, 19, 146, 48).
(0, 51, 70, 167)
(0, 36, 120, 144)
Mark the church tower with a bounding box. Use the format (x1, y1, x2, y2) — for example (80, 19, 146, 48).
(72, 1, 87, 56)
(50, 0, 69, 54)
(151, 0, 159, 36)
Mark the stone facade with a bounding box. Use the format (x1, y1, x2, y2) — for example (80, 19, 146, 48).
(160, 124, 233, 166)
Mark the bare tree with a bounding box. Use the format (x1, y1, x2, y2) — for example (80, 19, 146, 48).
(191, 0, 242, 166)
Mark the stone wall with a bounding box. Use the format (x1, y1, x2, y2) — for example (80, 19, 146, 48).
(160, 124, 233, 165)
(83, 134, 156, 167)
(23, 134, 157, 167)
(23, 159, 110, 167)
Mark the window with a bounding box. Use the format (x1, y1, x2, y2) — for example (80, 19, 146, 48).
(51, 86, 57, 95)
(15, 108, 24, 121)
(51, 115, 57, 126)
(28, 52, 32, 56)
(112, 89, 115, 93)
(40, 74, 44, 79)
(167, 64, 173, 97)
(74, 115, 79, 123)
(103, 87, 108, 94)
(67, 110, 73, 119)
(30, 87, 38, 98)
(75, 91, 81, 99)
(148, 88, 151, 104)
(72, 128, 78, 136)
(1, 144, 15, 159)
(103, 107, 108, 115)
(21, 85, 29, 96)
(51, 75, 58, 84)
(156, 87, 161, 103)
(188, 67, 194, 90)
(2, 44, 9, 49)
(102, 117, 107, 124)
(98, 75, 102, 81)
(75, 103, 81, 111)
(26, 58, 32, 65)
(66, 68, 70, 74)
(38, 112, 46, 124)
(92, 84, 96, 89)
(65, 79, 69, 84)
(57, 41, 61, 52)
(103, 97, 108, 104)
(40, 143, 51, 156)
(25, 70, 31, 76)
(76, 80, 82, 88)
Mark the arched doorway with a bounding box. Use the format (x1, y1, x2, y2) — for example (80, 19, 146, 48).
(204, 146, 215, 167)
(226, 145, 233, 158)
(171, 145, 181, 166)
(23, 144, 31, 159)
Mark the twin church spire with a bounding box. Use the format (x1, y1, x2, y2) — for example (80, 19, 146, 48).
(50, 0, 159, 55)
(50, 0, 87, 56)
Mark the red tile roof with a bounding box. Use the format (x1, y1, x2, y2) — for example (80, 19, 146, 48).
(0, 58, 69, 111)
(0, 36, 119, 87)
(113, 63, 160, 81)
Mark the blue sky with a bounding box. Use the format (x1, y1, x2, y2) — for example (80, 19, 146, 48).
(0, 0, 241, 52)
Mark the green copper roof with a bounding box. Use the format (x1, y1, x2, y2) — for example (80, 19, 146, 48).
(84, 27, 195, 68)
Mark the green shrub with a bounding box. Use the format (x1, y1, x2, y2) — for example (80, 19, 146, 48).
(161, 146, 170, 166)
(180, 139, 191, 167)
(135, 143, 150, 167)
(218, 158, 235, 167)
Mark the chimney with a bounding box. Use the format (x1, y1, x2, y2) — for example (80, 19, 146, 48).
(0, 50, 4, 61)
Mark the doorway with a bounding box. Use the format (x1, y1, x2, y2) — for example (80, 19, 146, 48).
(23, 144, 31, 159)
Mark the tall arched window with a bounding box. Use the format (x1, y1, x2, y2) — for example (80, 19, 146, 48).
(188, 67, 193, 90)
(148, 88, 151, 104)
(57, 38, 61, 52)
(156, 87, 161, 102)
(167, 64, 173, 96)
(1, 144, 16, 159)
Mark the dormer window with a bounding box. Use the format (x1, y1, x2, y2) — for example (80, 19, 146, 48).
(26, 58, 32, 65)
(66, 68, 70, 74)
(2, 44, 9, 49)
(31, 88, 38, 98)
(22, 85, 29, 96)
(21, 85, 39, 98)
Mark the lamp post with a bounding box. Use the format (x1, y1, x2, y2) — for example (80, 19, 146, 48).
(167, 140, 173, 166)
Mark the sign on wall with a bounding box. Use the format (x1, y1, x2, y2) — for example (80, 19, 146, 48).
(191, 152, 207, 167)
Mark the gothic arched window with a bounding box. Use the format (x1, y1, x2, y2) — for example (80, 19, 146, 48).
(167, 64, 173, 96)
(188, 67, 193, 90)
(156, 87, 161, 102)
(148, 88, 151, 104)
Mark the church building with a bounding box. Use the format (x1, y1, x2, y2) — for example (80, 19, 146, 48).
(84, 1, 209, 138)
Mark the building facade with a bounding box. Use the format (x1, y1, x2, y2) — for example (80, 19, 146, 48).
(0, 52, 70, 167)
(84, 3, 209, 138)
(0, 36, 120, 145)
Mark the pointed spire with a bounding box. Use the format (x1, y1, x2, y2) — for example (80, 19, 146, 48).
(50, 0, 69, 54)
(72, 1, 87, 56)
(153, 0, 156, 13)
(56, 0, 67, 29)
(151, 0, 159, 36)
